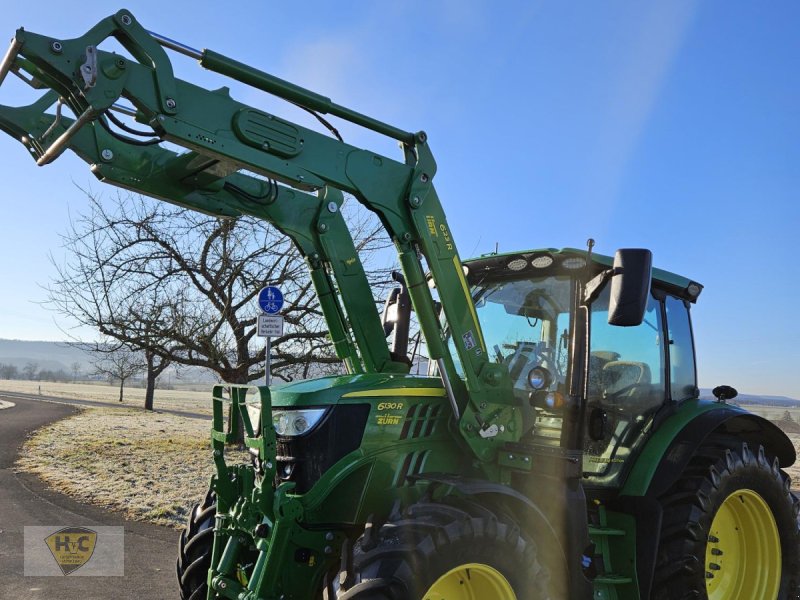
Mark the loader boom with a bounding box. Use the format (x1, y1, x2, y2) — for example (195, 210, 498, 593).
(0, 9, 520, 461)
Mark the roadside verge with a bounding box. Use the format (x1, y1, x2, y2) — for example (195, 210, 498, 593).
(15, 407, 223, 528)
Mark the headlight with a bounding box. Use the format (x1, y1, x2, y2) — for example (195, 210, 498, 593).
(273, 408, 327, 436)
(527, 366, 552, 390)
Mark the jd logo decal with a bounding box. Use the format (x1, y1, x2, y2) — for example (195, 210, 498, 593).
(44, 527, 97, 575)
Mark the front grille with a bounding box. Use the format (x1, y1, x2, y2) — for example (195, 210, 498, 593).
(395, 450, 429, 487)
(399, 402, 443, 440)
(274, 404, 370, 493)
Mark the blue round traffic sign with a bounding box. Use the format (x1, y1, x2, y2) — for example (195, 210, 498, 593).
(258, 286, 284, 314)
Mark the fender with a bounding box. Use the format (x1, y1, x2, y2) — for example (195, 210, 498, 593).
(622, 399, 796, 498)
(614, 400, 795, 598)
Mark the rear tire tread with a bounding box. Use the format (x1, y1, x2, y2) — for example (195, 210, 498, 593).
(653, 435, 800, 600)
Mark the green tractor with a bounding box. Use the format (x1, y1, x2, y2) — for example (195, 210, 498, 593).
(0, 10, 797, 599)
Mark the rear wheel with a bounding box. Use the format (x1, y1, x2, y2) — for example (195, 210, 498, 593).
(654, 438, 800, 599)
(176, 489, 216, 600)
(336, 499, 550, 600)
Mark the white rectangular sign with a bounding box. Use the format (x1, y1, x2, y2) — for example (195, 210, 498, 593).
(257, 314, 284, 337)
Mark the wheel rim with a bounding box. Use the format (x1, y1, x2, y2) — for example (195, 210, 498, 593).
(424, 563, 516, 600)
(706, 488, 782, 600)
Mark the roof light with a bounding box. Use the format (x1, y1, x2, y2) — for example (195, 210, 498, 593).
(561, 257, 586, 270)
(686, 282, 703, 299)
(507, 258, 528, 271)
(531, 255, 554, 268)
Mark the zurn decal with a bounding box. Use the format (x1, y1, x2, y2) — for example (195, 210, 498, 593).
(376, 401, 405, 426)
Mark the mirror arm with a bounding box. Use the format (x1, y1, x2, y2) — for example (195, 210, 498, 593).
(583, 268, 617, 305)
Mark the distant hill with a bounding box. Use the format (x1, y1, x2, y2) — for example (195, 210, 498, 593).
(700, 388, 800, 408)
(0, 338, 215, 382)
(0, 339, 93, 373)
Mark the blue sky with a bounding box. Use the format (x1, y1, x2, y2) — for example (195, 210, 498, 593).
(0, 1, 797, 397)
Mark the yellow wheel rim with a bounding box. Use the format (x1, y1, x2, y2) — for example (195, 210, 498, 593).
(423, 562, 516, 600)
(706, 489, 782, 600)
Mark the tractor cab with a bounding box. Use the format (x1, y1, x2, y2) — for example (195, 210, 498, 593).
(454, 248, 703, 482)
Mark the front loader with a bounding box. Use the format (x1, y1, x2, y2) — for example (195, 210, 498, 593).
(0, 10, 797, 599)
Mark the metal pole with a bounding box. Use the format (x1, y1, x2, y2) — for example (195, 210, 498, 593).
(199, 50, 416, 145)
(436, 357, 460, 420)
(146, 30, 202, 60)
(264, 336, 271, 387)
(36, 106, 95, 166)
(0, 37, 22, 88)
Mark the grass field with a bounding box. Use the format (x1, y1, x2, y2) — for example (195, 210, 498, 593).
(0, 378, 213, 415)
(738, 403, 800, 422)
(15, 407, 246, 528)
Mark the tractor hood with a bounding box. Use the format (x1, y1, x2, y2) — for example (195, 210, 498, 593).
(270, 373, 446, 408)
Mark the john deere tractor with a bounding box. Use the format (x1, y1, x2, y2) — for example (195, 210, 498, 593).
(0, 10, 797, 599)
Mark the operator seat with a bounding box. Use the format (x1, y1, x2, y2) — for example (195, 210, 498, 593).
(601, 361, 652, 408)
(587, 351, 621, 400)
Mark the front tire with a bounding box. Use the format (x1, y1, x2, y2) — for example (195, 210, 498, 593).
(176, 490, 216, 600)
(654, 437, 800, 599)
(336, 499, 550, 600)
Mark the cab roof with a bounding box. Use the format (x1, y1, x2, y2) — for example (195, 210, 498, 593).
(463, 247, 703, 302)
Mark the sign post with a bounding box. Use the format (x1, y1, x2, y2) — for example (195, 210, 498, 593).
(257, 286, 284, 386)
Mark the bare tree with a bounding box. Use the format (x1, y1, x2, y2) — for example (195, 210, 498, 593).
(22, 361, 38, 381)
(47, 192, 393, 397)
(91, 343, 143, 403)
(70, 361, 82, 383)
(0, 363, 19, 379)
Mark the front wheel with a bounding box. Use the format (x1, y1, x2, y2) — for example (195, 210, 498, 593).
(654, 437, 800, 599)
(336, 499, 550, 600)
(176, 490, 216, 600)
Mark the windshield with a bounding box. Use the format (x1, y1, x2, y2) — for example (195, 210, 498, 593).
(446, 274, 574, 444)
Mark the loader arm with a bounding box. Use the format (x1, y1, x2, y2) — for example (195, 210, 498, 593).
(0, 93, 403, 376)
(0, 9, 520, 461)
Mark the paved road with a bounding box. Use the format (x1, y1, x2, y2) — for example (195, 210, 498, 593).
(0, 395, 181, 599)
(0, 388, 210, 421)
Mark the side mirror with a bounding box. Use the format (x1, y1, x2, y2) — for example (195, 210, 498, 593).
(381, 271, 411, 363)
(608, 249, 652, 327)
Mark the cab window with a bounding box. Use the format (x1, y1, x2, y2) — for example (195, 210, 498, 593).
(584, 286, 665, 476)
(665, 295, 697, 401)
